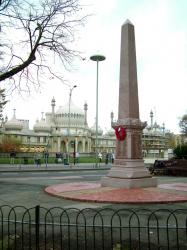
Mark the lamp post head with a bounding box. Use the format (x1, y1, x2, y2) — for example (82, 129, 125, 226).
(70, 85, 77, 92)
(70, 85, 77, 95)
(90, 54, 106, 62)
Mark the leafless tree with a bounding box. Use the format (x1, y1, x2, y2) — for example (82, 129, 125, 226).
(0, 0, 14, 12)
(0, 0, 86, 93)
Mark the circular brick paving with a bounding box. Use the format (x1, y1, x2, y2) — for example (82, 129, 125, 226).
(45, 182, 187, 204)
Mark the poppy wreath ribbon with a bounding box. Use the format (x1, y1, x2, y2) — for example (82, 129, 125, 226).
(115, 126, 127, 141)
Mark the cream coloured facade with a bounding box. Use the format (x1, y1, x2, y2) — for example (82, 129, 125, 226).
(0, 99, 170, 157)
(1, 98, 116, 154)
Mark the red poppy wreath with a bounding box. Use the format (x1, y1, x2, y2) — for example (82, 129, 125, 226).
(114, 126, 127, 141)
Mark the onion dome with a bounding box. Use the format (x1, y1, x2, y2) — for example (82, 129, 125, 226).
(90, 122, 103, 136)
(144, 122, 164, 136)
(143, 127, 149, 134)
(33, 118, 51, 132)
(5, 117, 23, 131)
(55, 101, 85, 126)
(106, 128, 115, 137)
(5, 109, 23, 131)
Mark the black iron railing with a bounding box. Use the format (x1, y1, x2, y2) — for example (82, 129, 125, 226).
(0, 205, 187, 249)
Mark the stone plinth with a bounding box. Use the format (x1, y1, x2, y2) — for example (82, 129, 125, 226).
(101, 119, 157, 188)
(101, 159, 157, 188)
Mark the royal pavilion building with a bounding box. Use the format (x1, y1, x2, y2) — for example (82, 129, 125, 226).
(0, 98, 116, 155)
(0, 98, 171, 158)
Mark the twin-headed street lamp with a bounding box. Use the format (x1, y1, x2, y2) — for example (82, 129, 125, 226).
(90, 54, 106, 167)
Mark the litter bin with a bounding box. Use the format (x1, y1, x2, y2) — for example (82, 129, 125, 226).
(63, 158, 69, 165)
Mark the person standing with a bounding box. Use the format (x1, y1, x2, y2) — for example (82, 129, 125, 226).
(111, 153, 115, 164)
(105, 153, 109, 165)
(10, 151, 16, 164)
(75, 152, 80, 164)
(34, 151, 41, 167)
(98, 152, 102, 163)
(44, 150, 49, 167)
(63, 153, 68, 165)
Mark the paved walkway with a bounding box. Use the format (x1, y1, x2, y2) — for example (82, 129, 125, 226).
(0, 163, 111, 172)
(1, 162, 187, 205)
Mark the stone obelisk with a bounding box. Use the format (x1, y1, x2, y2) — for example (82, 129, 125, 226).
(101, 20, 157, 188)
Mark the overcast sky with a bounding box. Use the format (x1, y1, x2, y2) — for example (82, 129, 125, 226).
(3, 0, 187, 134)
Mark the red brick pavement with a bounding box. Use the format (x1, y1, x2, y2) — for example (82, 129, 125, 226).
(45, 182, 187, 204)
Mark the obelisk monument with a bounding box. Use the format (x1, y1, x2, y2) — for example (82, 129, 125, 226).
(101, 20, 157, 188)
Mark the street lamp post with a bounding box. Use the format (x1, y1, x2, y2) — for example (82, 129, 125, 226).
(90, 54, 105, 168)
(45, 135, 50, 168)
(67, 85, 77, 165)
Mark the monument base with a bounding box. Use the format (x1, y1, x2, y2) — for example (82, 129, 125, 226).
(101, 159, 157, 189)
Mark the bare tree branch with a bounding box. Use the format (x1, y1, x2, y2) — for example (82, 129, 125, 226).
(0, 0, 87, 92)
(0, 0, 13, 12)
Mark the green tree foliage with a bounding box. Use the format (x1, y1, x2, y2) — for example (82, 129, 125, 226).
(167, 132, 176, 149)
(173, 144, 187, 159)
(179, 114, 187, 136)
(0, 136, 22, 152)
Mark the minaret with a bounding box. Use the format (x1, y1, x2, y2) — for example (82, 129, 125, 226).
(162, 123, 165, 135)
(101, 20, 157, 188)
(84, 102, 88, 126)
(13, 108, 16, 118)
(150, 110, 153, 129)
(110, 111, 114, 125)
(51, 97, 56, 122)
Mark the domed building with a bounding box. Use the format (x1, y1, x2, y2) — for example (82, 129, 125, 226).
(1, 98, 96, 154)
(0, 100, 170, 158)
(142, 111, 170, 158)
(44, 98, 92, 153)
(5, 109, 24, 131)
